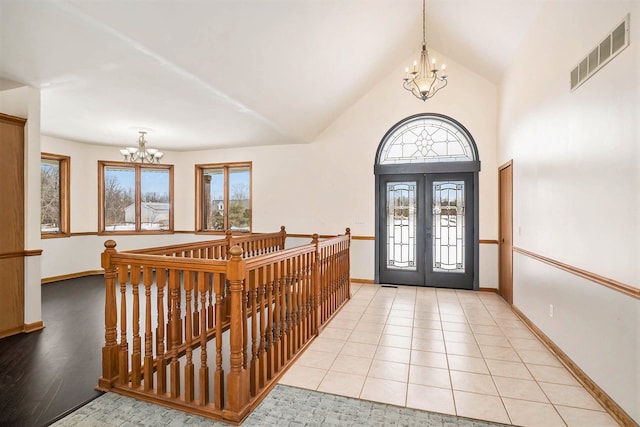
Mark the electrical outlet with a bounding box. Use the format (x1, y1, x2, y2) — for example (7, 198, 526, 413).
(549, 304, 554, 317)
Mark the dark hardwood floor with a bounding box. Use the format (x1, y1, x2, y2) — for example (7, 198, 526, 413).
(0, 276, 104, 426)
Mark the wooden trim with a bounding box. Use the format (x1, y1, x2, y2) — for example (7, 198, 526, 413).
(351, 278, 375, 284)
(98, 161, 174, 233)
(70, 231, 99, 236)
(195, 162, 253, 233)
(352, 235, 375, 241)
(479, 287, 499, 293)
(23, 321, 44, 333)
(287, 233, 331, 239)
(0, 250, 42, 259)
(41, 232, 71, 239)
(41, 152, 71, 237)
(511, 305, 637, 427)
(285, 234, 493, 243)
(0, 112, 27, 126)
(174, 230, 194, 234)
(480, 239, 499, 245)
(513, 246, 639, 299)
(0, 325, 25, 339)
(498, 159, 513, 171)
(41, 270, 103, 284)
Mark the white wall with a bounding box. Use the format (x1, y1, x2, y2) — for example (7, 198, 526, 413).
(498, 2, 639, 422)
(41, 47, 500, 286)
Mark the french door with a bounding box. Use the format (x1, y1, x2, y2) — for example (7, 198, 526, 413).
(379, 173, 474, 289)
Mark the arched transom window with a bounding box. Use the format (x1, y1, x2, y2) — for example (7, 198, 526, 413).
(378, 116, 477, 164)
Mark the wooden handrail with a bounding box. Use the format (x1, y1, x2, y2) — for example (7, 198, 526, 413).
(98, 227, 350, 423)
(127, 227, 287, 259)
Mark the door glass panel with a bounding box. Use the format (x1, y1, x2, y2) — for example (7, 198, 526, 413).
(386, 182, 417, 270)
(432, 181, 465, 273)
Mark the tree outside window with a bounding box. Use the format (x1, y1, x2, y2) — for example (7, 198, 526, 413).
(99, 161, 173, 233)
(41, 153, 70, 237)
(196, 163, 251, 233)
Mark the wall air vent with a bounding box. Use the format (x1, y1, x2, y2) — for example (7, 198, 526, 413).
(570, 14, 630, 91)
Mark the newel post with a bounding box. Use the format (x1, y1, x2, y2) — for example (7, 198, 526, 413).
(280, 225, 286, 250)
(225, 229, 234, 256)
(346, 228, 352, 299)
(224, 245, 250, 418)
(98, 240, 119, 390)
(312, 233, 320, 335)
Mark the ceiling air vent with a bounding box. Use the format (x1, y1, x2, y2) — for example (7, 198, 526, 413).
(570, 14, 630, 91)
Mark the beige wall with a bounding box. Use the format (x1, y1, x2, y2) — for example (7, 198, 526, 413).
(498, 2, 639, 422)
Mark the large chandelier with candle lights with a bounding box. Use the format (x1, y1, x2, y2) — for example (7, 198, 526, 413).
(403, 0, 448, 101)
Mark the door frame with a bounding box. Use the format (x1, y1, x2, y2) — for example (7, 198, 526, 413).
(498, 160, 513, 303)
(374, 113, 481, 290)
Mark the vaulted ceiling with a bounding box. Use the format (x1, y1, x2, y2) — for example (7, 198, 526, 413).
(0, 0, 542, 150)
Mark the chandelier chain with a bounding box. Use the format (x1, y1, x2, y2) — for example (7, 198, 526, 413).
(422, 0, 426, 46)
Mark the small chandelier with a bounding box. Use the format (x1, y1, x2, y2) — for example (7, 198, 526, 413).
(119, 131, 164, 163)
(403, 0, 448, 101)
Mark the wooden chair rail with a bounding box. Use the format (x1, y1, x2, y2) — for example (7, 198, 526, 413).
(98, 227, 351, 423)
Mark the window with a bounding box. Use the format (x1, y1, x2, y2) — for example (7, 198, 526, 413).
(196, 162, 251, 233)
(41, 153, 70, 237)
(378, 115, 477, 165)
(98, 161, 173, 233)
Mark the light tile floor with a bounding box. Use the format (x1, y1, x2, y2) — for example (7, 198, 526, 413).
(279, 284, 619, 427)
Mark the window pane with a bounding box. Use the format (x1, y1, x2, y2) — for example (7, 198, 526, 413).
(104, 166, 135, 231)
(432, 180, 465, 273)
(202, 168, 225, 231)
(386, 181, 416, 270)
(228, 167, 251, 232)
(141, 168, 170, 231)
(41, 158, 60, 233)
(378, 117, 475, 164)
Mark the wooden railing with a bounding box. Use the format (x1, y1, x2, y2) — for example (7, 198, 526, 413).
(126, 226, 287, 260)
(97, 228, 351, 423)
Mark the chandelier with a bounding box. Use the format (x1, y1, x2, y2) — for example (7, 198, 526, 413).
(119, 131, 164, 163)
(403, 0, 448, 101)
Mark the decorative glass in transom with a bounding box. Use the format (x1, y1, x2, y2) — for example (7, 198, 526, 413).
(379, 117, 476, 164)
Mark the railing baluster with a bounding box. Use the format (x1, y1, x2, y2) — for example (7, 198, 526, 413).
(265, 265, 274, 380)
(156, 268, 167, 395)
(273, 262, 282, 372)
(184, 271, 195, 403)
(242, 280, 249, 371)
(207, 274, 214, 329)
(214, 272, 224, 409)
(198, 271, 210, 406)
(249, 271, 259, 396)
(258, 267, 267, 388)
(118, 264, 129, 385)
(294, 255, 302, 352)
(143, 267, 154, 392)
(131, 265, 142, 389)
(168, 269, 181, 399)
